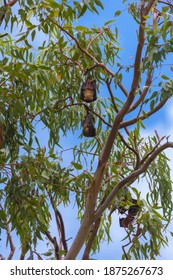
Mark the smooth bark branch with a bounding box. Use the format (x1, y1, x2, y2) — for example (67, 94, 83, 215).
(8, 0, 17, 5)
(117, 81, 129, 97)
(64, 163, 105, 260)
(82, 217, 101, 260)
(120, 96, 169, 129)
(55, 209, 68, 253)
(49, 193, 68, 255)
(158, 0, 173, 8)
(145, 0, 157, 15)
(106, 80, 119, 112)
(128, 71, 152, 114)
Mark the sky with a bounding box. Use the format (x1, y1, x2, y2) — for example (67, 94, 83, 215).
(1, 0, 173, 260)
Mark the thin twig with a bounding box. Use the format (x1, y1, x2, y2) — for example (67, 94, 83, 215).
(158, 0, 173, 8)
(32, 251, 43, 260)
(140, 135, 166, 164)
(0, 33, 8, 38)
(86, 29, 105, 50)
(106, 79, 119, 112)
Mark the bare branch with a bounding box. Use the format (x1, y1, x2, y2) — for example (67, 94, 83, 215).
(8, 0, 17, 6)
(45, 231, 55, 244)
(32, 251, 43, 260)
(120, 96, 169, 129)
(117, 81, 129, 97)
(55, 209, 68, 254)
(145, 0, 158, 15)
(106, 79, 119, 112)
(49, 193, 68, 256)
(128, 70, 152, 114)
(86, 29, 105, 50)
(158, 0, 173, 8)
(0, 33, 8, 38)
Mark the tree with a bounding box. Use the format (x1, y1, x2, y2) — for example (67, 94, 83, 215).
(0, 0, 173, 260)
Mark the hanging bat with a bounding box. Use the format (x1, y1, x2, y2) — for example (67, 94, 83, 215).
(82, 113, 96, 137)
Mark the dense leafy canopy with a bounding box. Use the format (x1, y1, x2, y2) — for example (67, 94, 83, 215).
(1, 0, 173, 260)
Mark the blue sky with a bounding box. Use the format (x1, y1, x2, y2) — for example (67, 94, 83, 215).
(1, 0, 173, 260)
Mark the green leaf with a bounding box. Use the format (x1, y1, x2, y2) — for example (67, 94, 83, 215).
(71, 162, 83, 170)
(75, 26, 89, 32)
(104, 20, 115, 26)
(150, 99, 155, 111)
(0, 210, 6, 220)
(161, 75, 169, 80)
(45, 0, 60, 9)
(114, 10, 121, 17)
(0, 177, 7, 183)
(31, 29, 36, 41)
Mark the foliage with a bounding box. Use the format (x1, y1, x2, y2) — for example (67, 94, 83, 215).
(0, 0, 173, 260)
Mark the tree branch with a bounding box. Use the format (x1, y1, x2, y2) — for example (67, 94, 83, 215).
(106, 79, 119, 112)
(94, 141, 173, 220)
(145, 0, 158, 15)
(86, 29, 105, 50)
(44, 231, 61, 260)
(128, 69, 152, 114)
(158, 0, 173, 8)
(49, 193, 68, 256)
(120, 96, 169, 129)
(82, 217, 101, 260)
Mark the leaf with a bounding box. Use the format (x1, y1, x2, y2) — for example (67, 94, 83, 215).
(45, 0, 60, 9)
(114, 10, 121, 17)
(0, 210, 6, 220)
(41, 171, 49, 180)
(104, 20, 115, 26)
(31, 29, 36, 41)
(71, 162, 83, 170)
(161, 75, 169, 80)
(75, 26, 89, 32)
(0, 177, 7, 183)
(150, 99, 155, 111)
